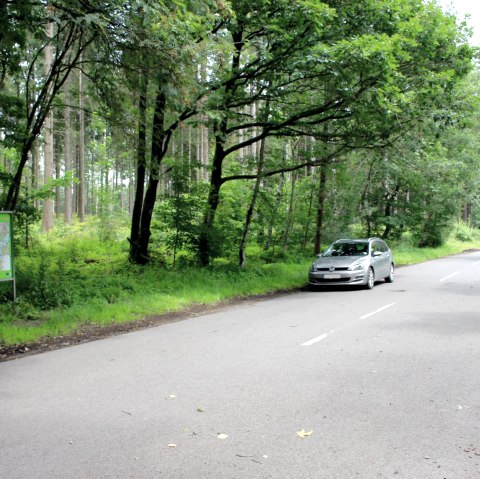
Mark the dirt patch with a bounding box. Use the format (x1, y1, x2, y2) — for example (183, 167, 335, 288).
(0, 288, 303, 362)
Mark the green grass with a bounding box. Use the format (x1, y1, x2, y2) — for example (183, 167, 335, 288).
(1, 222, 479, 347)
(0, 257, 309, 346)
(393, 239, 479, 265)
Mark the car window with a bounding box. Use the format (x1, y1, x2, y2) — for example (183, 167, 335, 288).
(373, 240, 387, 253)
(323, 242, 369, 257)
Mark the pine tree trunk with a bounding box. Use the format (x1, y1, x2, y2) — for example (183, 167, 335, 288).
(282, 172, 297, 251)
(64, 73, 72, 224)
(200, 60, 209, 180)
(32, 140, 40, 211)
(302, 175, 316, 251)
(55, 138, 61, 218)
(188, 125, 194, 180)
(42, 19, 54, 232)
(78, 57, 86, 222)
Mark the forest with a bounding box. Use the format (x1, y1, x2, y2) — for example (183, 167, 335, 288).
(1, 0, 480, 349)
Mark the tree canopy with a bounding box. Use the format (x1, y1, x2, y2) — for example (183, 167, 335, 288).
(0, 0, 477, 267)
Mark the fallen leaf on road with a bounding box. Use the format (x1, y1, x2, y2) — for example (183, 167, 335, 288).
(297, 429, 313, 438)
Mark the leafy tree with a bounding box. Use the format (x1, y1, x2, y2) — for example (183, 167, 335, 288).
(124, 0, 224, 264)
(196, 0, 473, 265)
(154, 159, 207, 266)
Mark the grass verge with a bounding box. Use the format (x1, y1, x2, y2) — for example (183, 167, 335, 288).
(0, 261, 309, 346)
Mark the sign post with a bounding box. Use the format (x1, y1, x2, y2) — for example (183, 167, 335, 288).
(0, 211, 15, 300)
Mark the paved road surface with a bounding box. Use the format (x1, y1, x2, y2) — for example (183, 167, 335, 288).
(1, 252, 480, 478)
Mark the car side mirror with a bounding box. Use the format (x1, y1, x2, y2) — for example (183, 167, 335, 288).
(373, 251, 382, 257)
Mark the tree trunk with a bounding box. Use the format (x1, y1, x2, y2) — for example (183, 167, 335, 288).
(41, 19, 54, 232)
(282, 171, 297, 251)
(239, 97, 270, 267)
(128, 166, 134, 215)
(198, 141, 225, 266)
(188, 125, 194, 180)
(32, 140, 40, 211)
(64, 73, 73, 224)
(239, 135, 266, 267)
(78, 58, 86, 222)
(265, 173, 284, 251)
(200, 60, 209, 180)
(54, 136, 61, 218)
(198, 28, 243, 266)
(302, 175, 316, 251)
(360, 161, 375, 238)
(129, 83, 166, 264)
(313, 162, 328, 255)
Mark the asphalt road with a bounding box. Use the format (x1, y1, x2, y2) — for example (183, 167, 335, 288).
(1, 252, 480, 479)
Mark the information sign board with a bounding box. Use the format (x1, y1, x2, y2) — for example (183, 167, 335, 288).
(0, 212, 14, 281)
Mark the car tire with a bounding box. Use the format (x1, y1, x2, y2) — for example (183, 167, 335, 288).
(365, 267, 375, 289)
(385, 264, 395, 283)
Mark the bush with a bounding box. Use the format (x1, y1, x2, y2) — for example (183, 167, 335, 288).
(451, 221, 480, 242)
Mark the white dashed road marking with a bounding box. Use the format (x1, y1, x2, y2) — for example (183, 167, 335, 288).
(359, 302, 396, 320)
(302, 303, 396, 346)
(301, 333, 329, 346)
(440, 271, 460, 282)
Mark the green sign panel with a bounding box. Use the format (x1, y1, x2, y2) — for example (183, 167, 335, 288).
(0, 212, 14, 281)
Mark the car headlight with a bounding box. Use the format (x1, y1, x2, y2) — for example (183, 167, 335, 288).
(310, 264, 317, 272)
(348, 263, 365, 271)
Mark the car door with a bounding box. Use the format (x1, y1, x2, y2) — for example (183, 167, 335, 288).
(371, 240, 389, 278)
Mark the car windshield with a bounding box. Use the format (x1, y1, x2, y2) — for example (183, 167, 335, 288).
(322, 242, 369, 257)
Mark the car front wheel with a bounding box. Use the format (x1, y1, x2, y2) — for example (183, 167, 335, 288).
(385, 264, 395, 283)
(365, 267, 375, 289)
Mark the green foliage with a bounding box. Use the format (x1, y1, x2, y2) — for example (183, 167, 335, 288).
(0, 231, 311, 345)
(153, 161, 208, 265)
(214, 181, 252, 258)
(451, 221, 480, 242)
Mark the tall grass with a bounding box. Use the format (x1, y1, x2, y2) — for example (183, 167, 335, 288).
(0, 232, 309, 345)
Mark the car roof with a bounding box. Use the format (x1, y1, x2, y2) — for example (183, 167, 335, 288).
(334, 237, 383, 243)
(334, 238, 369, 243)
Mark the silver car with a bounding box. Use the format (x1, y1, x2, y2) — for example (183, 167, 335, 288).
(308, 238, 395, 289)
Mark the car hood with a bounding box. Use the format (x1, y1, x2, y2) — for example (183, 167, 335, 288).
(313, 256, 366, 269)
